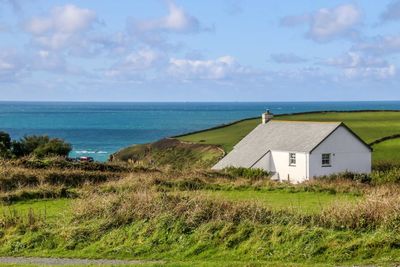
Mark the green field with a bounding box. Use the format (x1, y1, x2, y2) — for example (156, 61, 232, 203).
(192, 189, 358, 214)
(0, 198, 71, 222)
(373, 138, 400, 162)
(1, 158, 400, 265)
(178, 119, 260, 152)
(177, 111, 400, 159)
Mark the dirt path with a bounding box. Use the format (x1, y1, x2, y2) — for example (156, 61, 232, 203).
(0, 256, 163, 266)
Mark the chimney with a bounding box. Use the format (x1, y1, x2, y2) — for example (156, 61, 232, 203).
(262, 109, 273, 124)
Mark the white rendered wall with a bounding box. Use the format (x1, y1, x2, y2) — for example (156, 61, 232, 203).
(270, 151, 308, 183)
(309, 126, 371, 178)
(252, 151, 272, 171)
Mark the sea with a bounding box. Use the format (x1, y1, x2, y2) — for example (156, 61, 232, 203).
(1, 101, 400, 161)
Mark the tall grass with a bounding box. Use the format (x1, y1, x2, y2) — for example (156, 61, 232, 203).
(70, 176, 400, 231)
(2, 165, 400, 264)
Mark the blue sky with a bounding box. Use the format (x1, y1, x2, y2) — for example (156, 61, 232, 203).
(1, 0, 400, 101)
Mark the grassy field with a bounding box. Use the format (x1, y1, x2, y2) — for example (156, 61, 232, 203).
(276, 111, 400, 144)
(0, 173, 398, 266)
(4, 109, 400, 266)
(372, 138, 400, 162)
(115, 111, 400, 168)
(177, 118, 259, 152)
(1, 159, 400, 265)
(112, 138, 223, 170)
(0, 198, 71, 222)
(177, 111, 400, 154)
(197, 189, 359, 214)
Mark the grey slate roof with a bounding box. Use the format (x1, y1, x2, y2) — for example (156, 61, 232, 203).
(212, 120, 342, 169)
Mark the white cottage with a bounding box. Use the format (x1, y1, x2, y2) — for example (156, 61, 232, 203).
(212, 112, 372, 183)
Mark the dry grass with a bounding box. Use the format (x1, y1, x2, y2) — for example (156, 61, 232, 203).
(320, 186, 400, 230)
(2, 158, 400, 232)
(65, 174, 400, 232)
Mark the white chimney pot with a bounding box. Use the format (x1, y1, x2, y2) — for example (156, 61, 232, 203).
(262, 110, 273, 124)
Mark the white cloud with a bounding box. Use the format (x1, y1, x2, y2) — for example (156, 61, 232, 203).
(168, 56, 252, 80)
(130, 1, 200, 34)
(325, 52, 386, 68)
(31, 50, 66, 72)
(343, 64, 396, 79)
(281, 4, 361, 42)
(355, 35, 400, 55)
(105, 48, 166, 78)
(324, 52, 396, 79)
(24, 5, 97, 50)
(310, 4, 360, 41)
(0, 49, 26, 82)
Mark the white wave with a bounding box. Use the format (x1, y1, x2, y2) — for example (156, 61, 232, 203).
(75, 150, 108, 154)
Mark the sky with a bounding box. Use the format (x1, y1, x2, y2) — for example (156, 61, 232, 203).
(1, 0, 400, 101)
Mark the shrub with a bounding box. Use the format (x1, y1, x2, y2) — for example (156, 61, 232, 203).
(0, 131, 11, 149)
(222, 167, 270, 180)
(33, 139, 72, 158)
(11, 135, 72, 158)
(319, 171, 372, 184)
(372, 160, 400, 172)
(0, 131, 11, 159)
(371, 168, 400, 184)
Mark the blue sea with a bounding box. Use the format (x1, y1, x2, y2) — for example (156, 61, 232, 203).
(1, 101, 400, 161)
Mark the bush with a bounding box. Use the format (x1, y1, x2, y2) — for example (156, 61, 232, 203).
(11, 135, 72, 158)
(33, 139, 71, 158)
(371, 168, 400, 184)
(222, 167, 270, 180)
(319, 171, 372, 184)
(372, 160, 400, 172)
(0, 131, 11, 159)
(11, 157, 144, 172)
(0, 131, 11, 149)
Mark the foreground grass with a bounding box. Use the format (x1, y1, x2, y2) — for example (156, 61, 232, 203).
(1, 160, 400, 265)
(178, 111, 400, 154)
(0, 184, 399, 266)
(0, 261, 333, 267)
(0, 198, 71, 222)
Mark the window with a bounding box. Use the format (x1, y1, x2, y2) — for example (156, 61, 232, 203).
(289, 153, 296, 166)
(322, 153, 331, 167)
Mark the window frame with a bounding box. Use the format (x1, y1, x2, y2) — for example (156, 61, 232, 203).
(289, 152, 296, 166)
(321, 153, 331, 167)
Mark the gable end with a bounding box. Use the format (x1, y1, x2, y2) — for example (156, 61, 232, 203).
(309, 123, 372, 153)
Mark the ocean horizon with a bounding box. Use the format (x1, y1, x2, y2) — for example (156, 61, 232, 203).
(1, 100, 400, 161)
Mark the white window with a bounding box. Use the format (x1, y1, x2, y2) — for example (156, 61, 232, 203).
(289, 153, 296, 166)
(322, 153, 331, 167)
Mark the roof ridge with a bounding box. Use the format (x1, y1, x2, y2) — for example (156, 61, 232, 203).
(271, 120, 342, 124)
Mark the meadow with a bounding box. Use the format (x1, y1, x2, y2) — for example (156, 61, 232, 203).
(3, 111, 400, 266)
(177, 111, 400, 158)
(1, 157, 400, 266)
